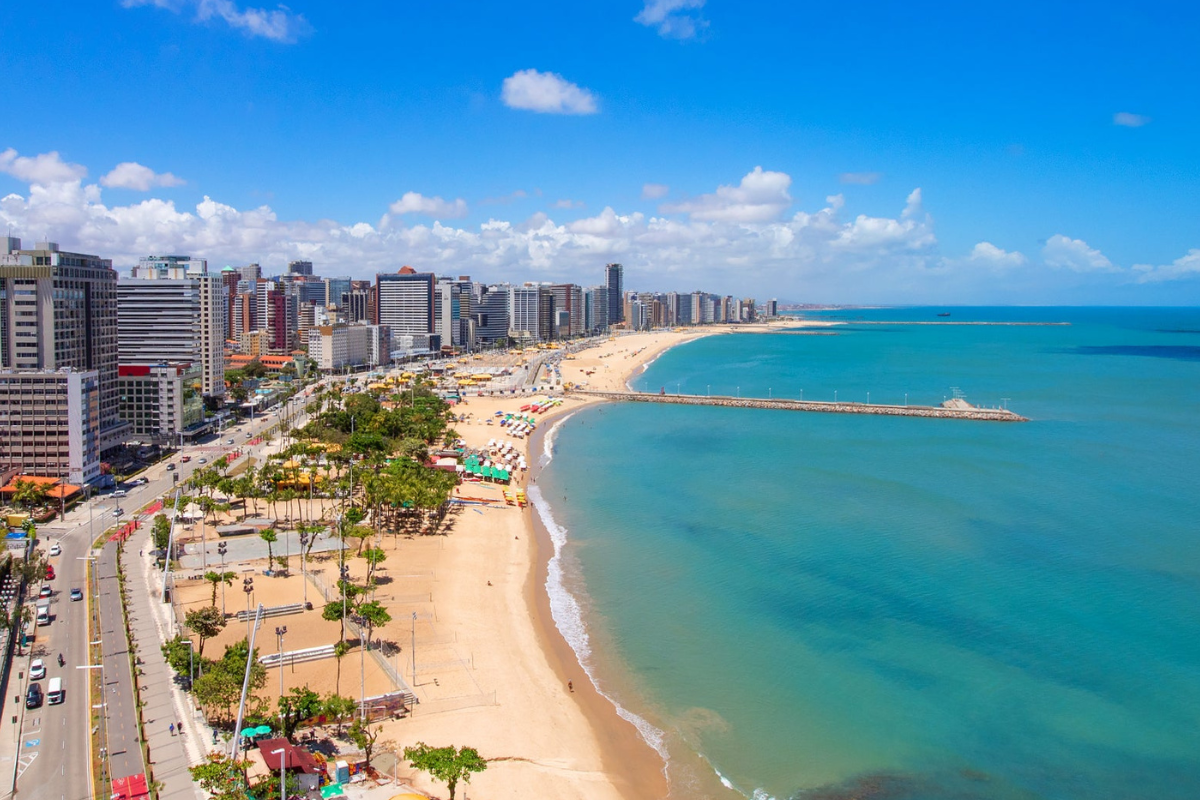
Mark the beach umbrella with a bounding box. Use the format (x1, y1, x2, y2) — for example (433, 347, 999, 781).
(254, 725, 273, 736)
(240, 727, 258, 738)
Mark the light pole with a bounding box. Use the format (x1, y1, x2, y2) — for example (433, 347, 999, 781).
(275, 625, 287, 701)
(355, 613, 367, 721)
(271, 748, 286, 800)
(298, 531, 309, 606)
(243, 578, 254, 639)
(411, 611, 417, 687)
(218, 541, 228, 616)
(184, 639, 195, 689)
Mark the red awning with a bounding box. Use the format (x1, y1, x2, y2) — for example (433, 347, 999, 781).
(257, 738, 323, 774)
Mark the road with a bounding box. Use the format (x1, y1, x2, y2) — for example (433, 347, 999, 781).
(13, 392, 312, 800)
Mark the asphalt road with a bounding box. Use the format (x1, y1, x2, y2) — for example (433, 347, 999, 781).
(14, 397, 311, 800)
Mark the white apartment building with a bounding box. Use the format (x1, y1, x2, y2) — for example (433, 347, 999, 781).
(307, 325, 391, 371)
(119, 256, 226, 397)
(0, 368, 101, 484)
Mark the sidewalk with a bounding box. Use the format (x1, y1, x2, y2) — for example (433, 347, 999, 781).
(122, 525, 207, 799)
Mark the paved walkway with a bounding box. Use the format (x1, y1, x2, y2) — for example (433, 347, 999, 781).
(122, 526, 208, 799)
(98, 542, 146, 781)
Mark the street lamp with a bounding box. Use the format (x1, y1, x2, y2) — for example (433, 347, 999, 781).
(275, 626, 287, 700)
(218, 541, 228, 616)
(298, 531, 309, 606)
(353, 613, 367, 721)
(242, 578, 254, 638)
(271, 748, 287, 800)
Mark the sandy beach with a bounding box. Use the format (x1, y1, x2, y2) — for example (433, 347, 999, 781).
(180, 320, 810, 799)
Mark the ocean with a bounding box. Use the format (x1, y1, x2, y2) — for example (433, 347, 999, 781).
(531, 308, 1200, 800)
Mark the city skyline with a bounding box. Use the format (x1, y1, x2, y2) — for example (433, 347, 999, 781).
(2, 1, 1198, 304)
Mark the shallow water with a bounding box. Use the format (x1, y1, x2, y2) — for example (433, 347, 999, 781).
(534, 308, 1200, 799)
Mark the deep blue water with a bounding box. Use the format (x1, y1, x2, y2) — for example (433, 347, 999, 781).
(534, 308, 1200, 800)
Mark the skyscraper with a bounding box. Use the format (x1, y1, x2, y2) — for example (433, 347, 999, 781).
(0, 238, 129, 479)
(376, 268, 435, 336)
(119, 256, 226, 397)
(605, 263, 624, 325)
(287, 260, 314, 276)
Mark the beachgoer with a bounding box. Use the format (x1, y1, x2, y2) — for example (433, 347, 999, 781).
(568, 681, 574, 692)
(169, 723, 175, 736)
(177, 721, 184, 736)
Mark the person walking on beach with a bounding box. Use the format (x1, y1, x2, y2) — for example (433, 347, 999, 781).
(169, 723, 175, 736)
(568, 681, 574, 692)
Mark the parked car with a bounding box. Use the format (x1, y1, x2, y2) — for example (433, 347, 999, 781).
(112, 490, 128, 498)
(70, 588, 83, 602)
(26, 683, 42, 708)
(29, 659, 46, 680)
(48, 543, 61, 557)
(38, 585, 52, 598)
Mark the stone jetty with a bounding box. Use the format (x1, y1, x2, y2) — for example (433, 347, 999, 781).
(570, 390, 1029, 422)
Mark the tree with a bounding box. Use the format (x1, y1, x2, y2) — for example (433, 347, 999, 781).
(331, 640, 351, 695)
(259, 530, 277, 569)
(185, 605, 226, 658)
(205, 570, 236, 606)
(152, 514, 172, 552)
(347, 719, 383, 769)
(322, 693, 356, 734)
(403, 743, 488, 800)
(190, 752, 252, 800)
(277, 686, 323, 740)
(162, 634, 197, 677)
(356, 601, 391, 652)
(360, 547, 386, 583)
(193, 639, 266, 722)
(11, 479, 49, 510)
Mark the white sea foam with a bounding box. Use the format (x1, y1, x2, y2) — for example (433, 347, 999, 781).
(539, 411, 575, 468)
(528, 477, 671, 772)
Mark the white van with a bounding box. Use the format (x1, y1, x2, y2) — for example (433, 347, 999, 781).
(47, 677, 63, 704)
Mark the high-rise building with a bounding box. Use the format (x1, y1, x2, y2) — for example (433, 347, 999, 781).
(287, 260, 314, 276)
(583, 285, 608, 333)
(326, 277, 351, 308)
(0, 368, 100, 484)
(473, 286, 509, 344)
(0, 238, 129, 459)
(341, 290, 370, 324)
(508, 285, 541, 343)
(119, 256, 226, 397)
(376, 268, 435, 336)
(117, 362, 204, 446)
(307, 325, 391, 370)
(237, 263, 262, 282)
(537, 287, 556, 342)
(220, 267, 240, 340)
(550, 284, 584, 338)
(605, 263, 624, 325)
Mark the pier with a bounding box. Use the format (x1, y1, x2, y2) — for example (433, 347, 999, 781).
(570, 390, 1028, 422)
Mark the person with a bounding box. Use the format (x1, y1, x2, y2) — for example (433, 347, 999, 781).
(58, 653, 64, 667)
(169, 723, 175, 736)
(568, 681, 574, 692)
(177, 720, 184, 736)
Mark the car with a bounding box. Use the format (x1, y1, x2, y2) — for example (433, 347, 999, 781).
(38, 585, 52, 598)
(44, 565, 55, 580)
(246, 431, 253, 438)
(129, 477, 148, 486)
(70, 588, 83, 602)
(48, 543, 61, 557)
(112, 489, 128, 498)
(29, 659, 46, 680)
(197, 457, 207, 464)
(180, 455, 191, 463)
(25, 683, 42, 708)
(112, 508, 123, 517)
(227, 438, 235, 445)
(166, 463, 176, 471)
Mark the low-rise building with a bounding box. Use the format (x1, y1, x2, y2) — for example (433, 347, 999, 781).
(307, 325, 391, 371)
(117, 363, 205, 446)
(0, 368, 100, 484)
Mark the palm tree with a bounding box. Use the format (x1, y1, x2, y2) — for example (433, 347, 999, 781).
(12, 479, 49, 510)
(260, 529, 277, 571)
(204, 570, 236, 607)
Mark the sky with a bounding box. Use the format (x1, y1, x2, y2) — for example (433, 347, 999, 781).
(2, 0, 1198, 304)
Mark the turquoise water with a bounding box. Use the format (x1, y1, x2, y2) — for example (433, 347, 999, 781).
(533, 308, 1200, 800)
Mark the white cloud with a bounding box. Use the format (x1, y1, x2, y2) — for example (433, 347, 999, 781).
(122, 0, 310, 42)
(388, 192, 468, 219)
(1042, 234, 1119, 272)
(660, 166, 792, 223)
(100, 162, 185, 191)
(552, 199, 585, 209)
(1134, 249, 1200, 283)
(0, 148, 87, 184)
(1113, 112, 1151, 128)
(641, 183, 670, 200)
(839, 172, 882, 185)
(966, 241, 1027, 270)
(635, 0, 707, 39)
(501, 69, 598, 115)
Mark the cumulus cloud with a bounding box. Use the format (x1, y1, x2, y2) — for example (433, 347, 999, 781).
(122, 0, 310, 42)
(641, 183, 670, 200)
(967, 241, 1027, 270)
(100, 162, 186, 191)
(1133, 249, 1200, 283)
(635, 0, 708, 39)
(1042, 234, 1119, 272)
(388, 192, 468, 219)
(1113, 112, 1151, 128)
(0, 148, 87, 184)
(660, 166, 792, 223)
(501, 69, 598, 115)
(839, 172, 882, 185)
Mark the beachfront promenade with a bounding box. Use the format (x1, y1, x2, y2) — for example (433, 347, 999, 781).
(570, 390, 1029, 421)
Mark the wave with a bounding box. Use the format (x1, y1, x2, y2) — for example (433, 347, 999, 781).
(528, 479, 670, 772)
(539, 411, 575, 468)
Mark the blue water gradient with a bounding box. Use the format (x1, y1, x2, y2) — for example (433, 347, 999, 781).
(535, 308, 1200, 799)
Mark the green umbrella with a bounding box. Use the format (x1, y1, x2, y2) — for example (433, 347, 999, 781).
(254, 725, 273, 736)
(240, 727, 258, 738)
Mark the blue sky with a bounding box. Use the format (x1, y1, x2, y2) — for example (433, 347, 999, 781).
(2, 0, 1198, 303)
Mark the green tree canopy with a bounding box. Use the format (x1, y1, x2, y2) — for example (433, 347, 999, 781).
(403, 743, 488, 800)
(185, 605, 226, 658)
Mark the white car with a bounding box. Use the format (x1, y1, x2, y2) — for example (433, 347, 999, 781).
(29, 659, 46, 680)
(48, 544, 61, 557)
